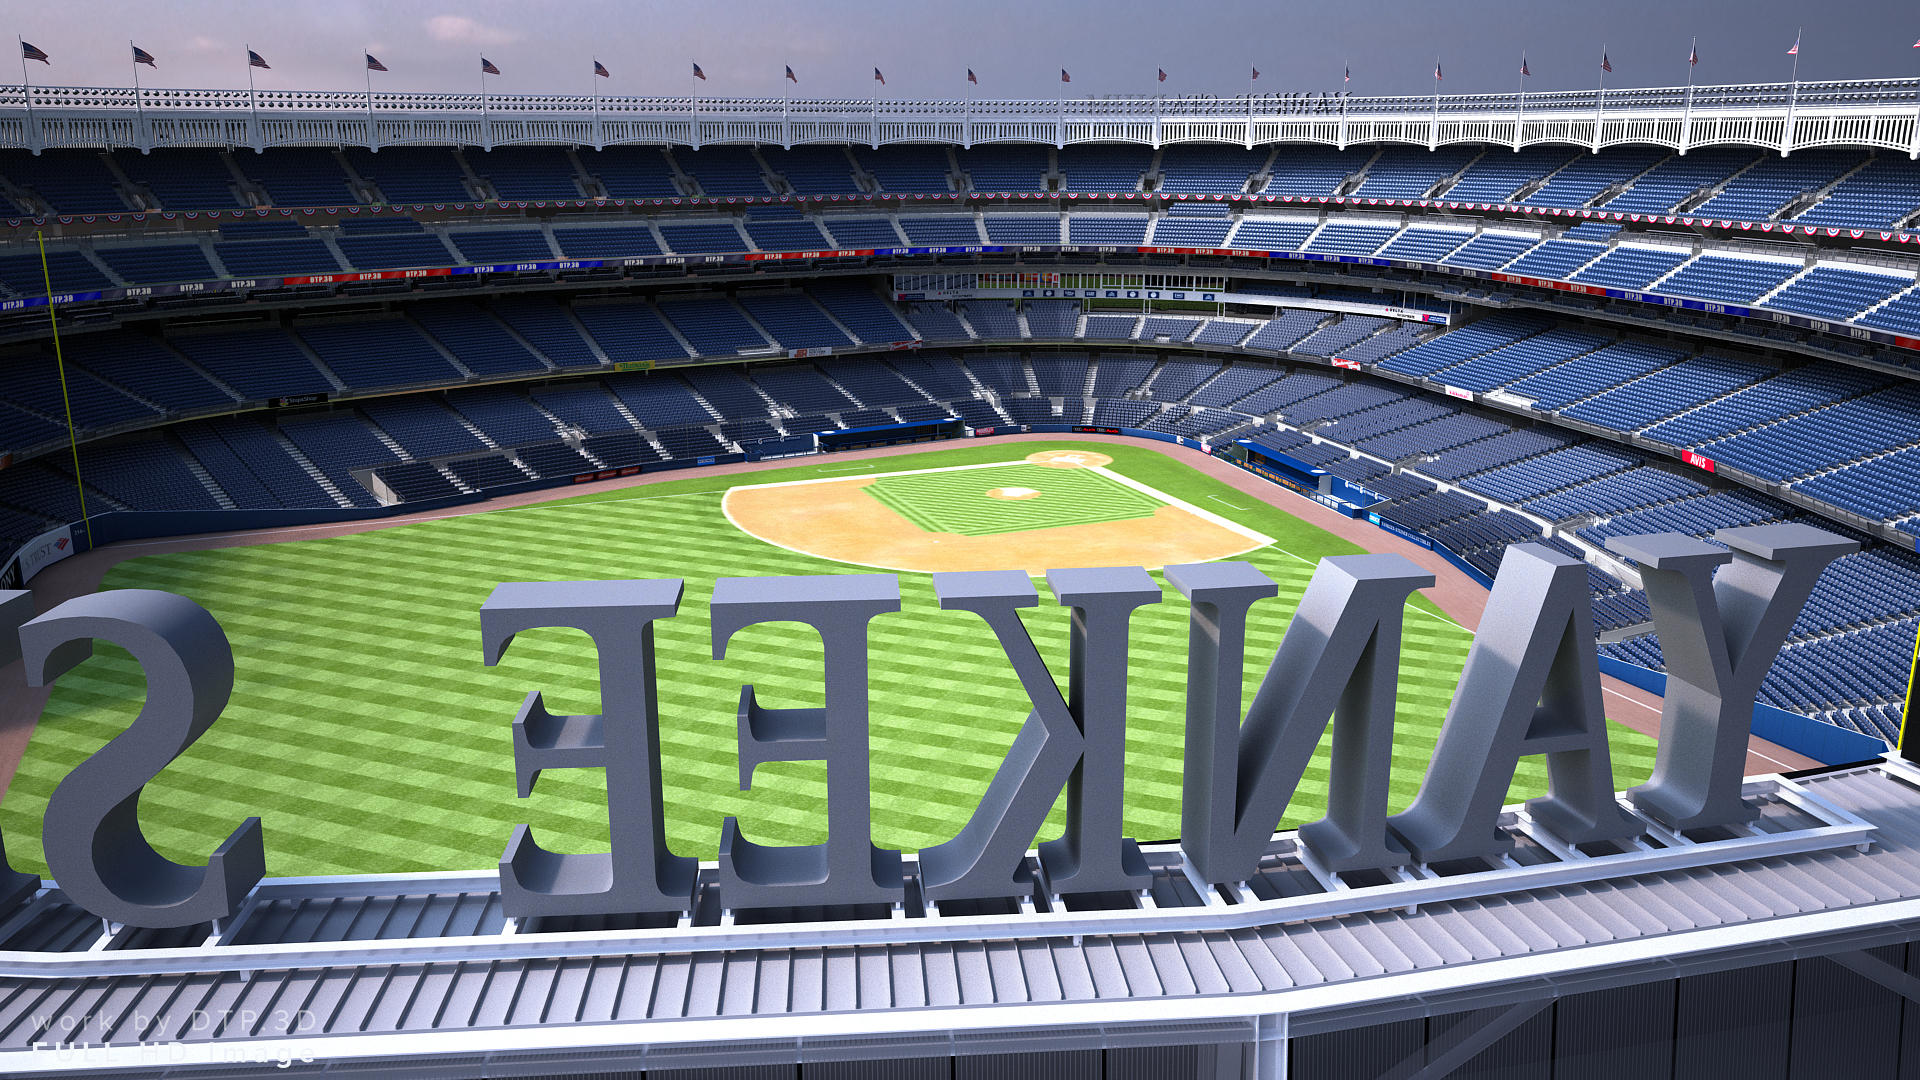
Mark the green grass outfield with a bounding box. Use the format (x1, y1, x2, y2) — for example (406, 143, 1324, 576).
(0, 441, 1657, 878)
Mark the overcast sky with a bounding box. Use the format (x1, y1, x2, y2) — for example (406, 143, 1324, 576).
(13, 0, 1920, 103)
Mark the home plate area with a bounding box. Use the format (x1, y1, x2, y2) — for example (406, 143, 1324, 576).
(722, 450, 1273, 574)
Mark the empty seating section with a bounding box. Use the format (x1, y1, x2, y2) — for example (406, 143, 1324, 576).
(1355, 146, 1480, 200)
(962, 302, 1022, 338)
(95, 244, 217, 284)
(1524, 147, 1668, 209)
(1524, 467, 1706, 520)
(1283, 382, 1411, 424)
(1241, 309, 1329, 352)
(344, 148, 473, 203)
(297, 319, 461, 388)
(1429, 330, 1612, 393)
(1766, 267, 1908, 321)
(853, 146, 952, 193)
(1317, 397, 1449, 442)
(1693, 149, 1863, 221)
(1083, 315, 1137, 339)
(819, 359, 926, 405)
(446, 386, 556, 446)
(0, 149, 128, 213)
(1503, 239, 1604, 278)
(1338, 322, 1427, 364)
(449, 229, 554, 263)
(1796, 156, 1920, 228)
(1021, 299, 1079, 339)
(1056, 146, 1151, 192)
(1376, 228, 1471, 261)
(1228, 218, 1314, 250)
(0, 352, 154, 430)
(680, 366, 771, 420)
(1704, 383, 1920, 481)
(1859, 289, 1920, 335)
(1357, 411, 1505, 459)
(1090, 399, 1160, 427)
(60, 330, 231, 413)
(891, 355, 975, 400)
(1151, 206, 1232, 247)
(1446, 146, 1577, 203)
(336, 220, 455, 270)
(806, 280, 912, 343)
(410, 301, 547, 375)
(1603, 148, 1759, 215)
(169, 326, 330, 400)
(62, 435, 219, 511)
(577, 147, 683, 198)
(489, 296, 602, 367)
(530, 384, 629, 434)
(1507, 340, 1681, 410)
(1654, 256, 1798, 304)
(1141, 316, 1201, 342)
(748, 365, 856, 413)
(898, 217, 983, 245)
(203, 416, 338, 506)
(737, 292, 852, 350)
(1570, 246, 1691, 289)
(1090, 357, 1154, 397)
(1190, 365, 1280, 407)
(372, 461, 460, 502)
(169, 421, 279, 508)
(1067, 216, 1149, 245)
(605, 372, 712, 428)
(551, 226, 663, 258)
(1259, 147, 1371, 196)
(1194, 319, 1259, 346)
(1422, 428, 1570, 480)
(214, 226, 342, 276)
(1379, 310, 1553, 378)
(571, 301, 690, 363)
(1795, 447, 1920, 522)
(515, 442, 595, 479)
(1294, 316, 1388, 356)
(1305, 223, 1398, 255)
(957, 147, 1050, 192)
(819, 217, 903, 247)
(984, 215, 1061, 244)
(1460, 443, 1639, 503)
(677, 148, 769, 197)
(467, 147, 582, 200)
(1577, 489, 1797, 548)
(1142, 360, 1215, 401)
(1439, 233, 1537, 270)
(905, 303, 969, 340)
(964, 354, 1026, 396)
(658, 222, 748, 255)
(1154, 146, 1264, 193)
(279, 413, 396, 504)
(742, 218, 831, 252)
(359, 397, 488, 459)
(1561, 355, 1771, 430)
(0, 251, 111, 295)
(1030, 353, 1087, 396)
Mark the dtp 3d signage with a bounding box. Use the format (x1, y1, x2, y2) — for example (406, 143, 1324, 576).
(3, 523, 1856, 928)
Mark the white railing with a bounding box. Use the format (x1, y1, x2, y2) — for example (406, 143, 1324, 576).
(2, 77, 1919, 156)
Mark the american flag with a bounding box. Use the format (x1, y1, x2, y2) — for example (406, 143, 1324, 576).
(132, 45, 156, 68)
(481, 57, 500, 75)
(967, 69, 976, 85)
(1344, 66, 1350, 83)
(595, 61, 610, 78)
(1690, 45, 1699, 65)
(874, 67, 885, 85)
(249, 50, 270, 70)
(21, 41, 47, 64)
(692, 62, 706, 80)
(1787, 31, 1800, 56)
(1434, 60, 1442, 81)
(1521, 56, 1530, 77)
(785, 65, 796, 83)
(1250, 66, 1259, 80)
(1061, 69, 1070, 83)
(366, 54, 387, 72)
(1601, 51, 1612, 73)
(1158, 68, 1166, 82)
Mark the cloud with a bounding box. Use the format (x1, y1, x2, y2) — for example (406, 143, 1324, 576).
(424, 15, 519, 46)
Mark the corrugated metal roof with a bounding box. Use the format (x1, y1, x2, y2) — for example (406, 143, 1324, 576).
(1, 764, 1917, 1071)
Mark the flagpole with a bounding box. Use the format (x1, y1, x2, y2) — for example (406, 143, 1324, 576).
(1517, 54, 1526, 150)
(1432, 58, 1440, 152)
(1786, 28, 1801, 156)
(245, 43, 260, 150)
(130, 40, 146, 144)
(1683, 37, 1696, 155)
(21, 37, 35, 134)
(365, 47, 376, 150)
(1595, 44, 1607, 154)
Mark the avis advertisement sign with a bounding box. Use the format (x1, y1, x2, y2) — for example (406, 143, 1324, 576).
(1682, 450, 1717, 473)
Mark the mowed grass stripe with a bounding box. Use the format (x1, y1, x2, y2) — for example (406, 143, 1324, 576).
(0, 442, 1656, 877)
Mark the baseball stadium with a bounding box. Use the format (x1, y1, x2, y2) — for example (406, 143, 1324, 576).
(0, 21, 1919, 1080)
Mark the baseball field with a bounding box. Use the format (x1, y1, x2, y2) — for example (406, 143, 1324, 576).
(0, 440, 1658, 879)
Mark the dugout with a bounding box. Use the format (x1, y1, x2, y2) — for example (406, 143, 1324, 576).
(818, 418, 965, 452)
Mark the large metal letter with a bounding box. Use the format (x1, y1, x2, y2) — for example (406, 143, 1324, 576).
(1388, 544, 1644, 864)
(480, 579, 697, 919)
(916, 570, 1081, 903)
(21, 590, 263, 928)
(1035, 566, 1162, 896)
(1608, 523, 1857, 830)
(0, 590, 43, 913)
(712, 574, 903, 909)
(1170, 555, 1432, 885)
